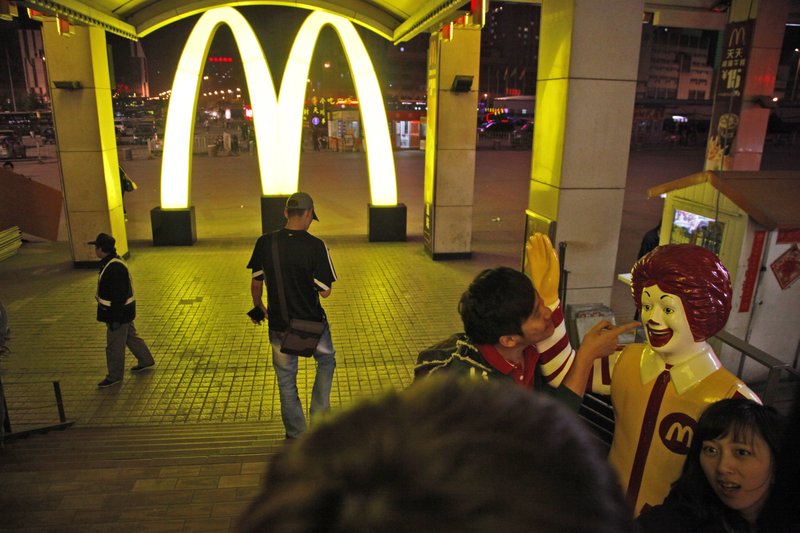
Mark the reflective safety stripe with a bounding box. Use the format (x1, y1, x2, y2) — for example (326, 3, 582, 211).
(96, 295, 135, 306)
(96, 257, 135, 306)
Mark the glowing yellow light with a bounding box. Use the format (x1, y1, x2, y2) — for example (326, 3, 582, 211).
(279, 11, 397, 204)
(160, 7, 396, 207)
(160, 6, 277, 208)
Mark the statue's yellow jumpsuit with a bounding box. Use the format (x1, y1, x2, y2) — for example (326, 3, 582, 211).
(592, 344, 758, 516)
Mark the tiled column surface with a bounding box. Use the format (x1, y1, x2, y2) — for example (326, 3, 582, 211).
(423, 25, 482, 258)
(42, 22, 127, 261)
(727, 0, 788, 171)
(531, 0, 643, 305)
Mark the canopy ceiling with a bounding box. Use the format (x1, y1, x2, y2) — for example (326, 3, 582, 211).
(15, 0, 800, 44)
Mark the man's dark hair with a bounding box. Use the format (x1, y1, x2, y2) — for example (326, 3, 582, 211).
(239, 376, 632, 533)
(458, 267, 535, 345)
(286, 208, 308, 219)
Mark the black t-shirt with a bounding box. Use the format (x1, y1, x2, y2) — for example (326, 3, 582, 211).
(247, 228, 336, 332)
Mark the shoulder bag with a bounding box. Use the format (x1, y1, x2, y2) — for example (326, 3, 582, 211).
(272, 234, 325, 357)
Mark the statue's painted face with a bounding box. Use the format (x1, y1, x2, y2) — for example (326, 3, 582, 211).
(641, 284, 698, 358)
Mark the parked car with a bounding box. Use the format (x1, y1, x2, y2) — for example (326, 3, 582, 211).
(132, 123, 157, 144)
(511, 121, 534, 147)
(478, 119, 515, 133)
(0, 131, 26, 159)
(40, 127, 56, 144)
(114, 118, 134, 137)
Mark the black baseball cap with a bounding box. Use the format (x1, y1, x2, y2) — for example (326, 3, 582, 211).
(286, 192, 319, 221)
(88, 232, 116, 250)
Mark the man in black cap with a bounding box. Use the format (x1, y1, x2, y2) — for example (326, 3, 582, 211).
(247, 192, 337, 439)
(89, 233, 154, 388)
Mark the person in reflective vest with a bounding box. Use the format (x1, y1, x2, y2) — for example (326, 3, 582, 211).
(89, 233, 155, 388)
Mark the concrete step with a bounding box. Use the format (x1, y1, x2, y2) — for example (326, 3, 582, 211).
(1, 421, 287, 469)
(0, 422, 288, 530)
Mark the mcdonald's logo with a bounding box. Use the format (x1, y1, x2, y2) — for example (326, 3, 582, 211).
(728, 25, 747, 47)
(160, 7, 397, 209)
(658, 412, 696, 455)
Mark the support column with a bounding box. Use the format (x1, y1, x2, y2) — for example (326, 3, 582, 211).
(699, 0, 793, 365)
(423, 24, 481, 259)
(42, 22, 126, 264)
(529, 0, 643, 304)
(703, 0, 788, 172)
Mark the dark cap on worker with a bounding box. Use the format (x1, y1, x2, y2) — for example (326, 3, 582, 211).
(286, 192, 319, 221)
(87, 232, 116, 251)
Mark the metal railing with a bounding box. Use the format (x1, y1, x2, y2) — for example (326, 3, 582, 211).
(716, 329, 800, 406)
(578, 329, 799, 448)
(1, 377, 74, 442)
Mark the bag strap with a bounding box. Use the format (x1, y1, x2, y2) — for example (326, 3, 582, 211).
(271, 232, 290, 326)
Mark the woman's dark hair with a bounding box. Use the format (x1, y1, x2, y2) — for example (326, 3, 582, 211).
(458, 267, 535, 345)
(663, 399, 784, 530)
(239, 376, 633, 533)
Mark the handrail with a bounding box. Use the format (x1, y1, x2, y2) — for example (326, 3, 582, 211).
(1, 377, 74, 441)
(578, 330, 798, 445)
(713, 329, 800, 406)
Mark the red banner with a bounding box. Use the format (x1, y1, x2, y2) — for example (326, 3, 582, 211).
(777, 228, 800, 244)
(739, 230, 766, 312)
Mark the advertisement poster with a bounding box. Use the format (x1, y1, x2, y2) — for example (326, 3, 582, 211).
(704, 20, 755, 171)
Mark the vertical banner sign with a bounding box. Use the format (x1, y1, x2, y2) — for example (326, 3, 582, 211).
(739, 230, 766, 313)
(704, 20, 755, 171)
(422, 33, 440, 254)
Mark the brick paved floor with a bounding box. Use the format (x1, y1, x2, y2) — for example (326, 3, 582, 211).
(0, 236, 484, 428)
(3, 146, 799, 430)
(2, 149, 533, 430)
(2, 145, 798, 532)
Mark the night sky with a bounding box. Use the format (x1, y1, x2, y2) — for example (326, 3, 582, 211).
(2, 5, 800, 104)
(119, 6, 390, 96)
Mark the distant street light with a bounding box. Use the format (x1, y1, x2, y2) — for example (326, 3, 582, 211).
(323, 60, 331, 98)
(793, 48, 800, 102)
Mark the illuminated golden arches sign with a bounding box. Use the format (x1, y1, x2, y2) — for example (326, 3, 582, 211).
(160, 7, 398, 209)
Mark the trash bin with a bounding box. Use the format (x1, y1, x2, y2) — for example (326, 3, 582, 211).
(249, 140, 255, 155)
(207, 145, 216, 157)
(123, 148, 133, 160)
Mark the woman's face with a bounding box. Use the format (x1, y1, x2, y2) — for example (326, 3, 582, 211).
(699, 428, 773, 524)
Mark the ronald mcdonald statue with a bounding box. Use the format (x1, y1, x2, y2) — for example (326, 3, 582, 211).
(589, 244, 759, 516)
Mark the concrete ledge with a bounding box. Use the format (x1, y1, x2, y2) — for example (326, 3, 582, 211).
(150, 207, 197, 246)
(261, 195, 289, 234)
(368, 204, 407, 242)
(430, 252, 472, 261)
